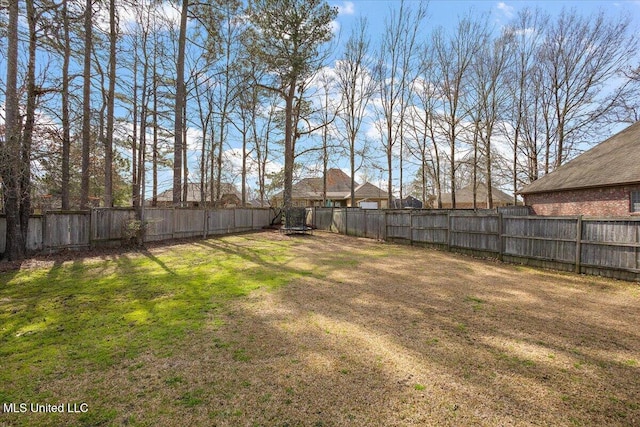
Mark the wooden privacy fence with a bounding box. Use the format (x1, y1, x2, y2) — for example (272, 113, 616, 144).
(306, 207, 640, 282)
(0, 207, 272, 254)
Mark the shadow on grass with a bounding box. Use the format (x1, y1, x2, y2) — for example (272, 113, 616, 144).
(167, 233, 640, 426)
(139, 248, 177, 276)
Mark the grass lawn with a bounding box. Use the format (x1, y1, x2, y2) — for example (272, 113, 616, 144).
(0, 231, 638, 426)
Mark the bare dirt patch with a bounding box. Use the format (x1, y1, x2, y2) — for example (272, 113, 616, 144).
(24, 231, 640, 426)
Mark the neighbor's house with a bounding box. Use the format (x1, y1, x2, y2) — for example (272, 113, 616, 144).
(519, 122, 640, 217)
(272, 168, 389, 208)
(152, 183, 241, 208)
(439, 183, 514, 209)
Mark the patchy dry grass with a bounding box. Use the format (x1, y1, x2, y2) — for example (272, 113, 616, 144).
(1, 231, 639, 426)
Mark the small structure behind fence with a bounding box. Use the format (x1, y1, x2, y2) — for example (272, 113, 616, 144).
(306, 207, 640, 282)
(0, 207, 272, 254)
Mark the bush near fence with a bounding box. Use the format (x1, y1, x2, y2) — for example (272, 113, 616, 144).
(0, 208, 273, 254)
(306, 207, 640, 282)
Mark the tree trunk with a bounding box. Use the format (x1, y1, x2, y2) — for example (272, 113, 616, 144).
(80, 0, 92, 209)
(450, 128, 456, 209)
(183, 105, 188, 203)
(283, 80, 297, 209)
(20, 0, 37, 246)
(132, 44, 139, 210)
(241, 132, 247, 206)
(173, 0, 188, 206)
(61, 0, 71, 210)
(2, 0, 25, 261)
(104, 0, 116, 207)
(152, 57, 158, 207)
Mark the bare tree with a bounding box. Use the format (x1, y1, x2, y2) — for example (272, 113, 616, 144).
(470, 28, 512, 208)
(538, 9, 636, 171)
(502, 8, 547, 202)
(431, 16, 486, 208)
(61, 0, 71, 210)
(80, 0, 92, 209)
(406, 43, 443, 208)
(374, 0, 426, 207)
(173, 0, 188, 206)
(335, 17, 376, 207)
(103, 0, 116, 207)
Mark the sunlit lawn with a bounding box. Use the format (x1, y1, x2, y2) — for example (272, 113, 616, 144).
(0, 234, 305, 426)
(0, 231, 638, 426)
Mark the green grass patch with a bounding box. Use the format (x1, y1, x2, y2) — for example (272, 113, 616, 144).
(0, 234, 302, 409)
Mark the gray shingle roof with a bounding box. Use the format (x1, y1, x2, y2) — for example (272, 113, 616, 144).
(275, 168, 388, 200)
(441, 183, 513, 204)
(154, 183, 239, 202)
(519, 121, 640, 195)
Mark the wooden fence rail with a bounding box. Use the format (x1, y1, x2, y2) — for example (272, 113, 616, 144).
(306, 207, 640, 282)
(0, 207, 273, 254)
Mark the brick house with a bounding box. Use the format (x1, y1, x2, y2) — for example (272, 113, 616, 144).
(519, 121, 640, 216)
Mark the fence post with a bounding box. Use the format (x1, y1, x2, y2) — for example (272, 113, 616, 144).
(90, 208, 95, 248)
(384, 210, 388, 241)
(364, 209, 368, 238)
(409, 210, 414, 246)
(172, 208, 177, 240)
(447, 211, 452, 252)
(42, 211, 48, 251)
(345, 207, 348, 236)
(498, 212, 503, 261)
(203, 209, 208, 239)
(575, 215, 583, 274)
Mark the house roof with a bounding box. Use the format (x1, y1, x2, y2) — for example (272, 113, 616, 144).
(353, 182, 389, 199)
(441, 183, 513, 205)
(277, 168, 388, 201)
(154, 182, 239, 202)
(519, 121, 640, 195)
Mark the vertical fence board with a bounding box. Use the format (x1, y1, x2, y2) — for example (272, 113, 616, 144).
(144, 209, 174, 242)
(346, 209, 365, 237)
(42, 211, 90, 250)
(386, 211, 411, 241)
(252, 209, 270, 230)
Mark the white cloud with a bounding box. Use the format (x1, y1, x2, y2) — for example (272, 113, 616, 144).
(223, 148, 282, 183)
(496, 2, 515, 19)
(98, 0, 181, 35)
(330, 20, 340, 34)
(336, 1, 355, 15)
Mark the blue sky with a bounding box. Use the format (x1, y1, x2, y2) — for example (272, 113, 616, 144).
(332, 0, 640, 34)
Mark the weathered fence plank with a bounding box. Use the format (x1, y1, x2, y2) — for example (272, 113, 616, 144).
(307, 207, 640, 281)
(386, 211, 411, 241)
(145, 209, 174, 242)
(92, 208, 136, 243)
(43, 211, 90, 250)
(0, 208, 272, 256)
(346, 209, 365, 237)
(364, 210, 386, 240)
